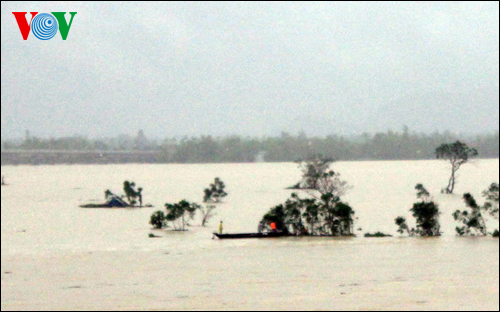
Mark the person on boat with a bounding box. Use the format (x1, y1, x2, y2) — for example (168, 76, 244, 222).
(270, 222, 278, 233)
(219, 221, 224, 234)
(258, 222, 265, 234)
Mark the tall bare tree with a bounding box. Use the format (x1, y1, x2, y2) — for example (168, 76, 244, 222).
(436, 141, 478, 194)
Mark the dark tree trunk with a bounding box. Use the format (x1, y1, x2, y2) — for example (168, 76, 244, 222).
(447, 163, 458, 194)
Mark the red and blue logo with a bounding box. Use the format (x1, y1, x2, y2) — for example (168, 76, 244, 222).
(13, 12, 77, 40)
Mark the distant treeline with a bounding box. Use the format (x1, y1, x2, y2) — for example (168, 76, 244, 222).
(1, 129, 499, 164)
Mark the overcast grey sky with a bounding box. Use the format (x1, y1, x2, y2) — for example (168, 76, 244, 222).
(1, 1, 499, 139)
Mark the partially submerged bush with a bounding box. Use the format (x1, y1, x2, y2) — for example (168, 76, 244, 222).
(200, 178, 227, 227)
(262, 193, 355, 236)
(124, 181, 143, 206)
(150, 211, 166, 229)
(264, 157, 355, 236)
(411, 201, 441, 236)
(493, 230, 499, 238)
(454, 193, 487, 236)
(365, 232, 392, 238)
(165, 200, 201, 231)
(412, 185, 441, 236)
(395, 185, 440, 237)
(483, 183, 499, 219)
(203, 178, 228, 203)
(453, 184, 499, 237)
(395, 217, 412, 236)
(294, 155, 335, 190)
(199, 205, 217, 227)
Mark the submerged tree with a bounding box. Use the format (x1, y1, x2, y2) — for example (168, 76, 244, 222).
(411, 184, 441, 236)
(123, 181, 143, 206)
(483, 183, 499, 237)
(320, 193, 355, 236)
(165, 200, 201, 231)
(436, 141, 478, 194)
(199, 204, 217, 227)
(199, 178, 228, 227)
(415, 183, 430, 199)
(483, 183, 499, 218)
(294, 155, 335, 189)
(203, 178, 228, 203)
(411, 201, 441, 237)
(263, 154, 354, 236)
(297, 157, 351, 200)
(395, 217, 412, 236)
(453, 193, 487, 236)
(313, 170, 352, 198)
(262, 192, 355, 236)
(453, 185, 499, 237)
(262, 203, 289, 233)
(396, 184, 440, 237)
(150, 211, 166, 229)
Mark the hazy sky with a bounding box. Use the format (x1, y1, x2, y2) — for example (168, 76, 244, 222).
(1, 1, 499, 139)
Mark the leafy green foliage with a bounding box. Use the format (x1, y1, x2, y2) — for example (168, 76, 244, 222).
(265, 159, 355, 236)
(150, 211, 166, 229)
(483, 183, 499, 218)
(411, 202, 441, 236)
(203, 178, 228, 203)
(295, 155, 335, 189)
(3, 130, 499, 165)
(436, 141, 478, 194)
(199, 178, 227, 227)
(123, 181, 143, 206)
(165, 200, 201, 231)
(396, 184, 440, 237)
(199, 205, 216, 227)
(395, 217, 412, 236)
(415, 184, 430, 200)
(454, 193, 488, 236)
(262, 192, 355, 236)
(453, 184, 499, 237)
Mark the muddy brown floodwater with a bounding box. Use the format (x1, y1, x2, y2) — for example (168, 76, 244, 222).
(1, 160, 499, 310)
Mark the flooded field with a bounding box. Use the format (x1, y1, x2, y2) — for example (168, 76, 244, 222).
(1, 160, 499, 310)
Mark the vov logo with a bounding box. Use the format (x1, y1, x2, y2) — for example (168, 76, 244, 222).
(13, 12, 77, 40)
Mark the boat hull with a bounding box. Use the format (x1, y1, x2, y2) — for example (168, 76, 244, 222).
(213, 232, 288, 240)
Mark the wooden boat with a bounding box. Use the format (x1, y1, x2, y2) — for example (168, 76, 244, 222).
(213, 232, 289, 240)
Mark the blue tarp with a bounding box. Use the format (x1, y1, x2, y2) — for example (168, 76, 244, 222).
(105, 195, 129, 207)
